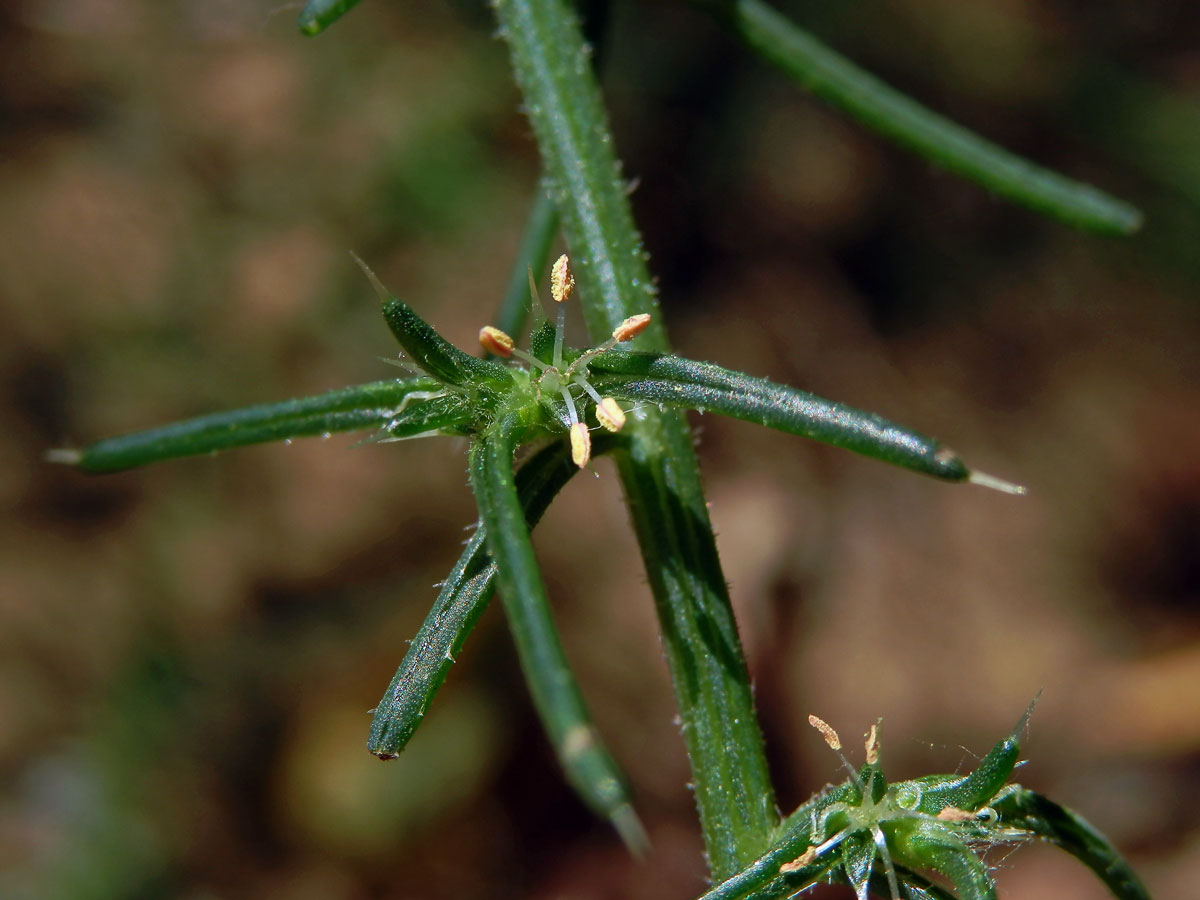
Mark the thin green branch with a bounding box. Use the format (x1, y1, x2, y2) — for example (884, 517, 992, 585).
(695, 0, 1142, 235)
(469, 413, 646, 853)
(493, 0, 778, 876)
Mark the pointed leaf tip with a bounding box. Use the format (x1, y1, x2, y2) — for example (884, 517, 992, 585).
(349, 251, 391, 303)
(968, 470, 1028, 495)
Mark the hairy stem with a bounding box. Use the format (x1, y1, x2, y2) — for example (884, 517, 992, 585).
(493, 0, 777, 876)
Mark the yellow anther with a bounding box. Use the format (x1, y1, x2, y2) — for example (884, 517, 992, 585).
(594, 397, 626, 432)
(478, 325, 515, 357)
(808, 714, 841, 751)
(550, 254, 575, 304)
(865, 722, 880, 765)
(612, 313, 651, 342)
(570, 421, 591, 468)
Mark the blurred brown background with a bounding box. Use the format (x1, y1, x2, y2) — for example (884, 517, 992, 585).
(3, 1, 1198, 898)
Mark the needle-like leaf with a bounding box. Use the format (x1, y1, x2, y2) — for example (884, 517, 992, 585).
(49, 378, 463, 473)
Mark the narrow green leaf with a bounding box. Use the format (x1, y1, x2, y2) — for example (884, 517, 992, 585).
(992, 788, 1152, 900)
(468, 413, 645, 853)
(352, 254, 510, 387)
(51, 378, 462, 473)
(298, 0, 364, 36)
(591, 351, 977, 484)
(379, 296, 510, 387)
(368, 434, 623, 757)
(694, 0, 1142, 235)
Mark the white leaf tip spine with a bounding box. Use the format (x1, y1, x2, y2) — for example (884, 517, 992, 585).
(349, 251, 390, 303)
(968, 470, 1027, 495)
(45, 448, 83, 465)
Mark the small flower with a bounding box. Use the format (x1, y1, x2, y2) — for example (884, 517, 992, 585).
(479, 254, 651, 467)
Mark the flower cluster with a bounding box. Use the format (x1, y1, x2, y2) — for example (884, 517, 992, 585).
(478, 254, 650, 467)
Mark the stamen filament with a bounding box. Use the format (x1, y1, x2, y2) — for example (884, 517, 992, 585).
(554, 303, 566, 370)
(559, 384, 580, 426)
(510, 347, 548, 371)
(575, 377, 604, 405)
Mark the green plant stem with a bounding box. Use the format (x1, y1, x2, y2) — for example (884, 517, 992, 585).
(695, 0, 1142, 236)
(493, 0, 777, 877)
(469, 412, 646, 853)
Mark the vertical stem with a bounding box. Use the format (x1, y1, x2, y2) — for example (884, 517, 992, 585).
(493, 0, 778, 876)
